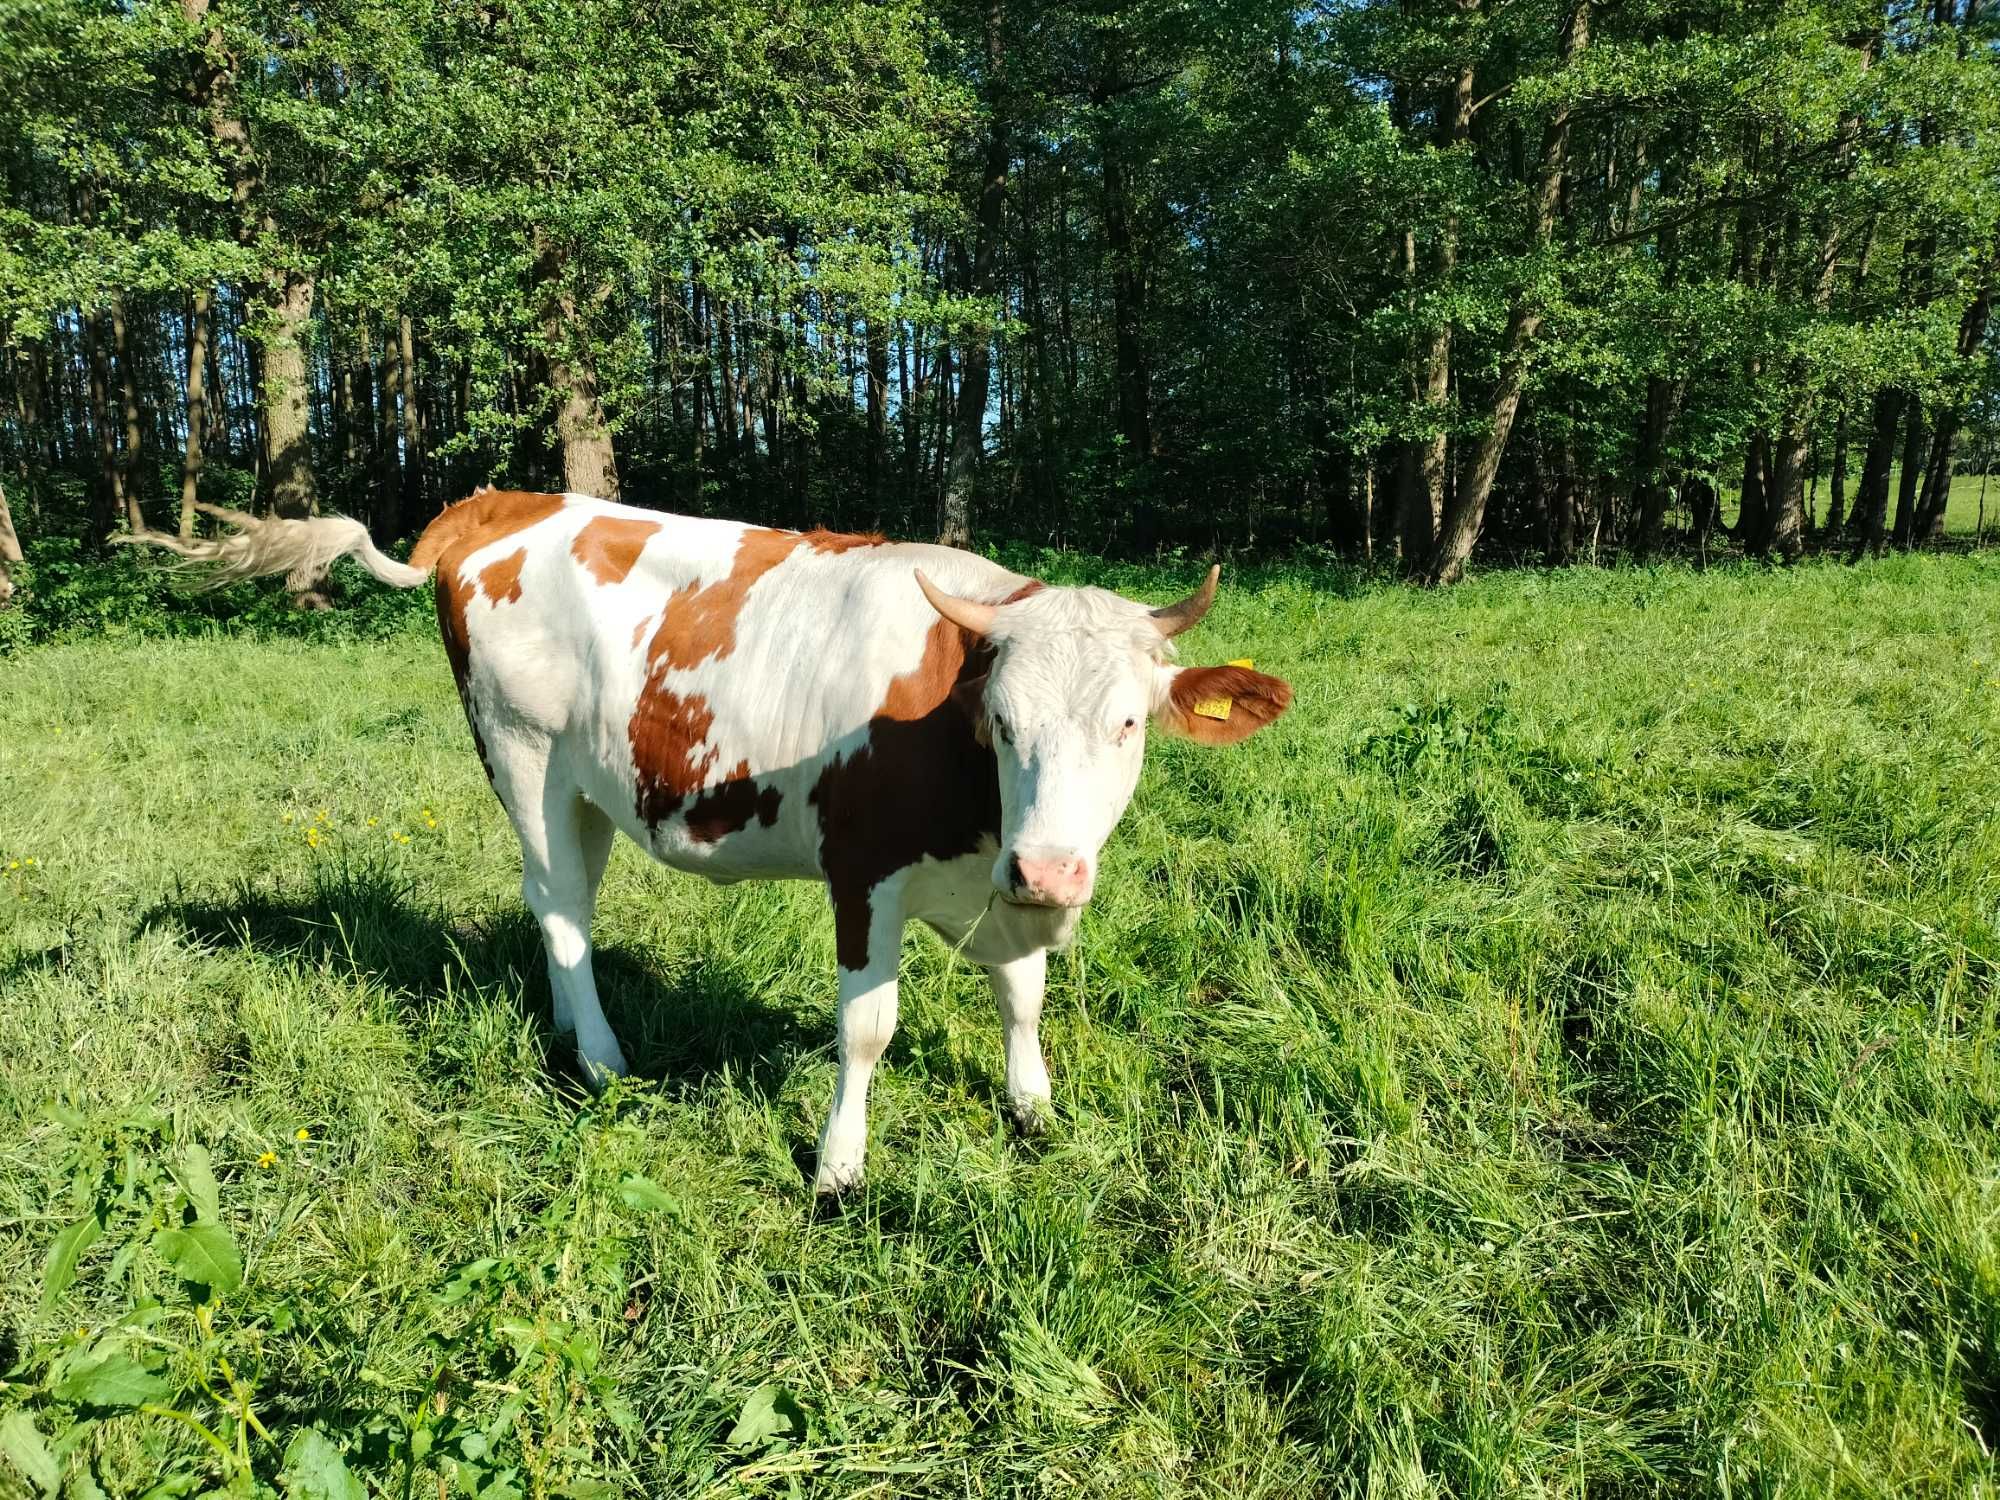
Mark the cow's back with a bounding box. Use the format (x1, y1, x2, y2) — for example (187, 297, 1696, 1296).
(424, 492, 1026, 888)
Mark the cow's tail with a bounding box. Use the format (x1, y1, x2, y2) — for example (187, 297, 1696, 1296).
(114, 502, 431, 592)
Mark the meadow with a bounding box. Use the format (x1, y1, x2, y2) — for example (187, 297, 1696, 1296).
(4, 550, 2000, 1497)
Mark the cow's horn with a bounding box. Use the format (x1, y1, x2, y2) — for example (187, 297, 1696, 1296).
(915, 570, 998, 636)
(1151, 564, 1220, 637)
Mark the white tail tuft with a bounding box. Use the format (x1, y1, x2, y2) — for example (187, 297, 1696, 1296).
(115, 504, 431, 592)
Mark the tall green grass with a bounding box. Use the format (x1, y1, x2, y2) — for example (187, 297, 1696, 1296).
(3, 552, 1999, 1496)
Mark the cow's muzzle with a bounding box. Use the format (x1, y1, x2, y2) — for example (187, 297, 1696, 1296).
(1001, 849, 1095, 909)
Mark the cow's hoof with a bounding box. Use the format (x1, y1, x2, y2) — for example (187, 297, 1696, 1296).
(576, 1049, 630, 1093)
(1009, 1097, 1053, 1139)
(813, 1161, 864, 1200)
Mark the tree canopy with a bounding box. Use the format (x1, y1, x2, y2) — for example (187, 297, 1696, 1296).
(3, 0, 1996, 592)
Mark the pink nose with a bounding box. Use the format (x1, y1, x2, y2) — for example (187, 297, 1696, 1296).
(1007, 851, 1093, 907)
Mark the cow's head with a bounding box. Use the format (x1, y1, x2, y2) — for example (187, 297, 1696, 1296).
(915, 567, 1292, 911)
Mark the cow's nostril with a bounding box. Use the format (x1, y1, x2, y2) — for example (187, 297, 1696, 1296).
(1005, 852, 1026, 892)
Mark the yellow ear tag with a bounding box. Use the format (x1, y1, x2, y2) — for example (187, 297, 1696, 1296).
(1191, 660, 1254, 721)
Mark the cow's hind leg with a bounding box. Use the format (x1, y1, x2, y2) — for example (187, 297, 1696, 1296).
(547, 797, 615, 1039)
(492, 742, 628, 1085)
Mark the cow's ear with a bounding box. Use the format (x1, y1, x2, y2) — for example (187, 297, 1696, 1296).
(951, 673, 992, 744)
(1153, 664, 1292, 746)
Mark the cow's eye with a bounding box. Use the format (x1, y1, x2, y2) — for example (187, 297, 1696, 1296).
(992, 714, 1011, 745)
(1115, 717, 1138, 744)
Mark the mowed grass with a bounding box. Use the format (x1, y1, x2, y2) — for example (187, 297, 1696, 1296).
(4, 551, 2000, 1496)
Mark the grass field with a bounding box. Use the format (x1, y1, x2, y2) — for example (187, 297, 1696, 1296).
(5, 552, 2000, 1497)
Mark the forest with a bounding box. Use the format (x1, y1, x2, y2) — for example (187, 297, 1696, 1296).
(2, 0, 1998, 605)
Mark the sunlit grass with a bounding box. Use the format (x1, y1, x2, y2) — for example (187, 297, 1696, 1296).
(3, 550, 2000, 1495)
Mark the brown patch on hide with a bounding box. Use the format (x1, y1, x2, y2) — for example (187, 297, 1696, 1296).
(874, 618, 989, 724)
(478, 548, 527, 605)
(800, 529, 887, 554)
(685, 760, 784, 843)
(411, 489, 567, 571)
(630, 688, 720, 829)
(627, 526, 809, 831)
(642, 527, 800, 674)
(572, 515, 659, 586)
(811, 611, 1002, 972)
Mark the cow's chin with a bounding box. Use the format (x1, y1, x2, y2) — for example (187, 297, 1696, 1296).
(992, 894, 1085, 950)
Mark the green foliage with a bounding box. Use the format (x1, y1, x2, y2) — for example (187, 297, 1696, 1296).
(6, 0, 1997, 563)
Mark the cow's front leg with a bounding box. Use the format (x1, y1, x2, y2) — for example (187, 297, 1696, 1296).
(816, 890, 903, 1197)
(987, 949, 1052, 1136)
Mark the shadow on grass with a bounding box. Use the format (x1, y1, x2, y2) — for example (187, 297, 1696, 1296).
(136, 861, 810, 1101)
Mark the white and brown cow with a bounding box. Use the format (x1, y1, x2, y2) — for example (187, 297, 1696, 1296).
(155, 492, 1292, 1193)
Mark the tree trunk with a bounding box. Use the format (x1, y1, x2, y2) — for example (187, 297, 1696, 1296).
(1399, 241, 1450, 564)
(373, 324, 399, 523)
(1824, 412, 1848, 534)
(1852, 387, 1901, 556)
(1423, 0, 1581, 586)
(690, 277, 709, 505)
(1399, 30, 1476, 571)
(866, 317, 890, 506)
(86, 311, 122, 545)
(179, 286, 212, 539)
(1632, 377, 1683, 555)
(1766, 35, 1876, 560)
(534, 236, 619, 499)
(399, 313, 423, 531)
(335, 327, 363, 515)
(716, 297, 739, 456)
(112, 295, 146, 533)
(939, 3, 1007, 547)
(259, 271, 320, 524)
(1736, 434, 1768, 551)
(1548, 444, 1578, 563)
(0, 478, 21, 607)
(1915, 424, 1955, 544)
(1915, 255, 1994, 543)
(901, 314, 924, 508)
(1891, 403, 1926, 547)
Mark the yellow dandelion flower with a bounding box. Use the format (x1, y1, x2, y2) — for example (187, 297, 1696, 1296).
(257, 1151, 278, 1168)
(305, 828, 321, 848)
(6, 861, 16, 871)
(23, 857, 35, 866)
(367, 817, 378, 827)
(75, 1326, 87, 1338)
(283, 812, 294, 823)
(295, 1127, 311, 1142)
